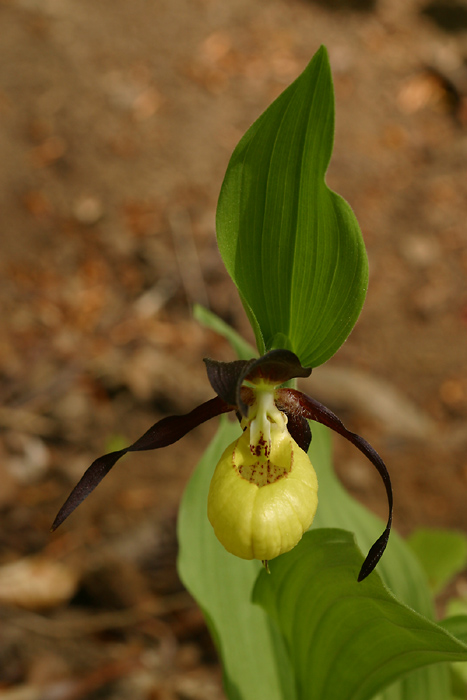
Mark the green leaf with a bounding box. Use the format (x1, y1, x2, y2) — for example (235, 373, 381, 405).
(308, 420, 453, 699)
(193, 304, 257, 361)
(407, 528, 467, 595)
(441, 616, 467, 646)
(216, 46, 368, 367)
(439, 617, 467, 696)
(177, 417, 296, 700)
(447, 598, 467, 619)
(253, 528, 467, 700)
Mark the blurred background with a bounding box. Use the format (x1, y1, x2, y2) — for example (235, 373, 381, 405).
(0, 0, 466, 697)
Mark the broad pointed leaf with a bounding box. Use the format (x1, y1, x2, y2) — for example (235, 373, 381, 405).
(216, 46, 368, 367)
(177, 417, 296, 700)
(253, 528, 467, 700)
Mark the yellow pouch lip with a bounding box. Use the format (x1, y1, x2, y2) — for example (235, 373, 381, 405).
(208, 428, 318, 561)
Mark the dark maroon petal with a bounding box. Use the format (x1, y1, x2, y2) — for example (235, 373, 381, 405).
(241, 349, 311, 385)
(128, 396, 233, 451)
(283, 412, 312, 453)
(278, 388, 393, 582)
(236, 350, 312, 416)
(51, 449, 126, 532)
(204, 358, 251, 405)
(51, 396, 232, 532)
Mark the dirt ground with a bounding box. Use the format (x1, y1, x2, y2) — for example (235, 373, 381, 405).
(0, 0, 467, 697)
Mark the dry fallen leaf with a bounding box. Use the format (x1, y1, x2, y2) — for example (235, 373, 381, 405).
(0, 557, 78, 611)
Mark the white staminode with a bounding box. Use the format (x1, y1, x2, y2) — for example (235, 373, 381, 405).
(247, 384, 287, 457)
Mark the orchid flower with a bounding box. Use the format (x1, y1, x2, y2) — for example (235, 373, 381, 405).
(52, 349, 392, 582)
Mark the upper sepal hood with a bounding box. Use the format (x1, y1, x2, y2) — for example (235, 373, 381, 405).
(205, 348, 312, 417)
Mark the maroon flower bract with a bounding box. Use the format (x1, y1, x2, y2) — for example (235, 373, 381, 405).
(52, 349, 392, 582)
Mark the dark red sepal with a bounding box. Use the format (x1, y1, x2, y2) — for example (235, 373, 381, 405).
(235, 350, 312, 416)
(278, 388, 393, 582)
(282, 412, 312, 453)
(204, 358, 251, 406)
(51, 396, 232, 531)
(204, 350, 312, 418)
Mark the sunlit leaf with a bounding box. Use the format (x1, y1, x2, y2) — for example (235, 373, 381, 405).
(253, 528, 467, 700)
(216, 46, 368, 367)
(441, 616, 467, 646)
(177, 417, 295, 700)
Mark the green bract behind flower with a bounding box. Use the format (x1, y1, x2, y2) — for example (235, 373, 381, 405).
(208, 425, 318, 561)
(216, 46, 368, 368)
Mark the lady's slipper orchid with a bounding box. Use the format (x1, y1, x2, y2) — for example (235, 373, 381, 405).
(52, 349, 392, 582)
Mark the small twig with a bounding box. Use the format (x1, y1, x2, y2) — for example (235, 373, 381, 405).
(169, 206, 210, 309)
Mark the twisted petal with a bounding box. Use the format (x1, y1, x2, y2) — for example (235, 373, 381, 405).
(52, 396, 233, 531)
(284, 412, 312, 453)
(277, 388, 393, 581)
